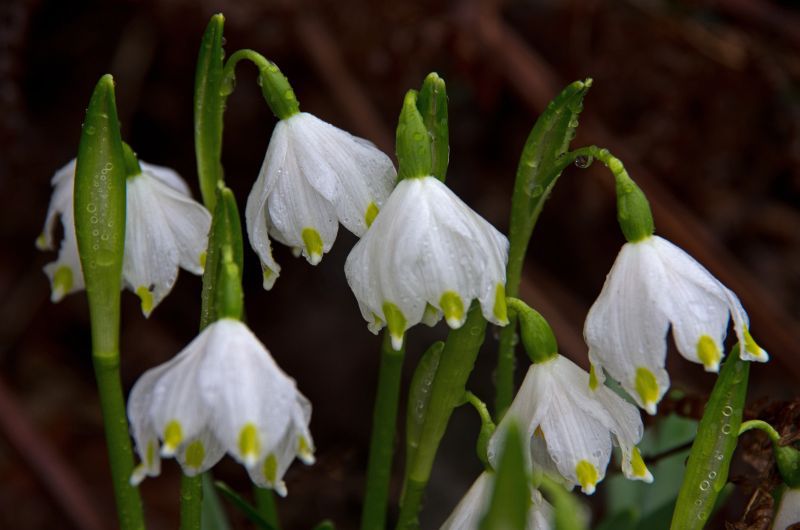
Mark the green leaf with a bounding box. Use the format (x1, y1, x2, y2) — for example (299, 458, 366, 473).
(312, 521, 335, 530)
(74, 73, 127, 355)
(396, 90, 432, 180)
(594, 508, 637, 530)
(201, 474, 232, 530)
(416, 73, 449, 182)
(405, 341, 444, 482)
(670, 346, 749, 530)
(538, 474, 588, 530)
(214, 481, 275, 530)
(200, 185, 244, 328)
(194, 13, 226, 212)
(480, 422, 529, 530)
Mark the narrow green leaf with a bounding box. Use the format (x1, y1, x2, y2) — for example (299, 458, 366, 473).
(416, 73, 449, 182)
(480, 422, 529, 530)
(74, 74, 127, 355)
(312, 521, 336, 530)
(194, 13, 226, 212)
(405, 340, 444, 476)
(594, 508, 637, 530)
(200, 185, 244, 329)
(670, 345, 749, 530)
(538, 474, 588, 530)
(396, 90, 432, 180)
(214, 481, 275, 530)
(201, 474, 232, 530)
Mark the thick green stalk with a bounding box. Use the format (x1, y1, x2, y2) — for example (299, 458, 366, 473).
(361, 332, 406, 530)
(254, 487, 280, 529)
(494, 80, 591, 419)
(75, 74, 145, 530)
(396, 305, 487, 529)
(180, 474, 203, 530)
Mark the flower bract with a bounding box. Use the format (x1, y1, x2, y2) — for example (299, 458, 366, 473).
(127, 318, 314, 495)
(489, 355, 650, 495)
(37, 159, 211, 316)
(440, 471, 553, 530)
(344, 175, 509, 350)
(245, 112, 396, 289)
(583, 235, 769, 414)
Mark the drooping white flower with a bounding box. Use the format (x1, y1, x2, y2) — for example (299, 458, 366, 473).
(245, 112, 396, 289)
(440, 471, 553, 530)
(127, 318, 314, 495)
(489, 355, 651, 495)
(583, 235, 769, 414)
(344, 175, 509, 350)
(37, 159, 211, 316)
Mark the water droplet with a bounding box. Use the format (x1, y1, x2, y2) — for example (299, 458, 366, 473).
(700, 480, 710, 491)
(708, 471, 717, 479)
(283, 89, 294, 101)
(413, 132, 424, 142)
(96, 249, 115, 266)
(104, 162, 113, 171)
(721, 423, 732, 434)
(530, 185, 543, 197)
(87, 204, 97, 213)
(575, 155, 594, 169)
(721, 405, 733, 417)
(85, 126, 96, 135)
(697, 512, 707, 520)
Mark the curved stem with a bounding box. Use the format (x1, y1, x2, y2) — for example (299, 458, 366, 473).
(396, 305, 487, 529)
(361, 332, 406, 530)
(739, 419, 781, 442)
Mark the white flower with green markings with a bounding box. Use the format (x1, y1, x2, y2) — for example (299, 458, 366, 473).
(584, 235, 769, 415)
(440, 471, 553, 530)
(489, 355, 651, 495)
(37, 158, 211, 316)
(245, 112, 396, 289)
(127, 318, 314, 495)
(344, 175, 509, 350)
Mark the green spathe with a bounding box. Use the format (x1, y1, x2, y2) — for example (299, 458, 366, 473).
(396, 90, 432, 181)
(416, 72, 449, 182)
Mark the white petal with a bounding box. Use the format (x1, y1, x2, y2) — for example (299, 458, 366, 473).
(529, 490, 554, 530)
(197, 320, 299, 468)
(287, 113, 396, 236)
(773, 488, 800, 530)
(439, 471, 493, 530)
(140, 161, 191, 196)
(175, 428, 227, 477)
(245, 124, 288, 287)
(38, 159, 77, 251)
(584, 239, 671, 413)
(266, 145, 338, 265)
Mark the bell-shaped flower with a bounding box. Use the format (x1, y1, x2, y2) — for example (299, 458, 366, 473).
(583, 235, 769, 414)
(127, 318, 314, 495)
(245, 112, 396, 289)
(489, 355, 651, 495)
(344, 175, 509, 350)
(37, 159, 211, 315)
(440, 471, 552, 530)
(773, 487, 800, 530)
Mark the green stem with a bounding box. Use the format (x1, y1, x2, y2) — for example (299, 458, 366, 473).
(180, 474, 203, 530)
(221, 49, 299, 120)
(254, 487, 280, 529)
(739, 419, 781, 442)
(396, 305, 487, 529)
(93, 354, 146, 530)
(361, 332, 406, 530)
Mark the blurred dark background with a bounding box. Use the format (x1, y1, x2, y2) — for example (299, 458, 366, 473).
(1, 0, 799, 528)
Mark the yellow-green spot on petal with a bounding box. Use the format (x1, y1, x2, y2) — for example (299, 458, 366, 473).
(630, 447, 651, 481)
(199, 251, 207, 270)
(382, 302, 407, 351)
(589, 364, 599, 391)
(146, 441, 156, 467)
(184, 441, 205, 469)
(421, 304, 440, 326)
(697, 335, 721, 372)
(301, 227, 324, 265)
(298, 436, 315, 464)
(35, 233, 48, 250)
(365, 202, 379, 228)
(440, 291, 465, 328)
(238, 423, 260, 465)
(635, 367, 660, 414)
(493, 283, 508, 325)
(742, 326, 766, 360)
(52, 266, 73, 301)
(575, 460, 599, 494)
(163, 420, 183, 452)
(136, 286, 154, 316)
(263, 453, 278, 483)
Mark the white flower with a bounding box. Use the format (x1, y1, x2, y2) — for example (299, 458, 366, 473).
(583, 235, 769, 414)
(37, 159, 211, 316)
(127, 318, 314, 495)
(440, 471, 553, 530)
(773, 487, 800, 529)
(489, 355, 651, 495)
(344, 175, 509, 350)
(245, 112, 396, 289)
